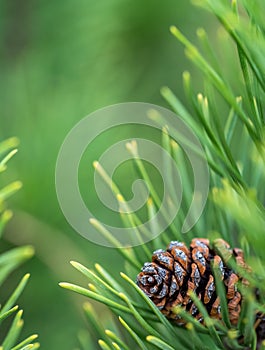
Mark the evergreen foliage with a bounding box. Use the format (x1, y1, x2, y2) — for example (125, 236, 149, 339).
(60, 1, 265, 349)
(0, 138, 39, 350)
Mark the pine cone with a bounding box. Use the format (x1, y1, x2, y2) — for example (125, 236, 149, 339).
(255, 288, 265, 350)
(137, 238, 245, 326)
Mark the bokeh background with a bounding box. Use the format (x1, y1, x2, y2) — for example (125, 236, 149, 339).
(0, 1, 217, 348)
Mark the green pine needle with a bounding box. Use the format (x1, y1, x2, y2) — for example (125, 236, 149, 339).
(0, 139, 39, 348)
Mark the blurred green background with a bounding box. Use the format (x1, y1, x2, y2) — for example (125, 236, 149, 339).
(0, 0, 216, 348)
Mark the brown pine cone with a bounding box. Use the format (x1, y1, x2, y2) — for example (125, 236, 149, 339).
(137, 238, 245, 326)
(255, 289, 265, 350)
(256, 313, 265, 350)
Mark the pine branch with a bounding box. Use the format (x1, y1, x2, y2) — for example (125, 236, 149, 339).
(60, 1, 265, 349)
(0, 138, 39, 349)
